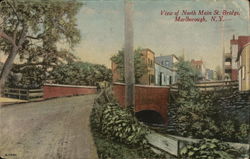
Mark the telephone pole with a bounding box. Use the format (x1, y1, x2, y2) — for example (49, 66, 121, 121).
(124, 0, 135, 107)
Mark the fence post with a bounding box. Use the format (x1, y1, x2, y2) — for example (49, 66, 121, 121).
(18, 89, 21, 99)
(27, 89, 29, 101)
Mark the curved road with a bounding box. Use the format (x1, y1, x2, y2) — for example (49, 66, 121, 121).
(0, 95, 98, 159)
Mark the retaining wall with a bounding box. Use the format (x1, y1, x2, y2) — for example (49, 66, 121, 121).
(43, 84, 97, 99)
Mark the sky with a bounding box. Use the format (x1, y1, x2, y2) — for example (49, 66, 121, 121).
(70, 0, 249, 69)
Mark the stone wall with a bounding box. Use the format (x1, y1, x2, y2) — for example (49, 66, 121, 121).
(167, 90, 250, 133)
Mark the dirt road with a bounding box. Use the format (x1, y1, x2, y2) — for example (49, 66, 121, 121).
(0, 95, 98, 159)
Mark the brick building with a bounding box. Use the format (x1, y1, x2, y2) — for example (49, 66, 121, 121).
(224, 35, 250, 80)
(138, 49, 155, 85)
(191, 59, 206, 80)
(111, 48, 155, 85)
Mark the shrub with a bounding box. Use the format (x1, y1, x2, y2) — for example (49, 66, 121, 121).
(50, 62, 112, 86)
(236, 124, 250, 142)
(180, 139, 240, 159)
(96, 103, 150, 146)
(90, 88, 150, 147)
(177, 102, 219, 138)
(220, 120, 236, 141)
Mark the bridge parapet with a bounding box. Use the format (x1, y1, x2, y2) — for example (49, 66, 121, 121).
(112, 83, 170, 124)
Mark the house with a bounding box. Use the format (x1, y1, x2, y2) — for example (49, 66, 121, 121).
(224, 35, 250, 80)
(155, 55, 179, 83)
(138, 49, 155, 85)
(155, 63, 176, 86)
(111, 48, 155, 85)
(191, 59, 206, 80)
(236, 43, 250, 91)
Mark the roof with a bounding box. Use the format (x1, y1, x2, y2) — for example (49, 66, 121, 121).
(191, 59, 203, 65)
(155, 54, 179, 60)
(236, 42, 250, 61)
(155, 62, 176, 72)
(141, 48, 155, 54)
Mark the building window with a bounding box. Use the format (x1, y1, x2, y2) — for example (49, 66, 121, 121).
(242, 66, 245, 80)
(165, 61, 170, 67)
(169, 76, 172, 85)
(151, 75, 155, 83)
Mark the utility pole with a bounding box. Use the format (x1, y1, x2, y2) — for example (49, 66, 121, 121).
(221, 3, 225, 80)
(124, 0, 135, 107)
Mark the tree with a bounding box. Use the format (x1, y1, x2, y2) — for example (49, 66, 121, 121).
(50, 62, 112, 86)
(175, 58, 200, 106)
(110, 48, 147, 84)
(0, 0, 82, 90)
(175, 58, 219, 138)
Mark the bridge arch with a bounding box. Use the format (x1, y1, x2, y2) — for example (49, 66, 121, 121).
(135, 104, 167, 124)
(135, 110, 164, 124)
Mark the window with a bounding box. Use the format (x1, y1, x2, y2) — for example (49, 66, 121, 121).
(151, 75, 155, 83)
(165, 61, 169, 67)
(242, 66, 245, 80)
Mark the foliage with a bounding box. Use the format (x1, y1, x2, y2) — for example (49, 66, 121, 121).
(92, 130, 169, 159)
(7, 65, 45, 88)
(91, 88, 172, 159)
(110, 48, 147, 83)
(180, 139, 240, 159)
(175, 59, 219, 138)
(220, 120, 236, 141)
(50, 62, 112, 86)
(0, 0, 82, 87)
(91, 102, 150, 147)
(173, 61, 249, 142)
(175, 58, 200, 106)
(219, 121, 249, 143)
(173, 87, 250, 143)
(236, 124, 250, 142)
(177, 103, 219, 138)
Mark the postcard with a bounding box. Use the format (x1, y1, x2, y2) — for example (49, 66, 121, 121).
(0, 0, 249, 159)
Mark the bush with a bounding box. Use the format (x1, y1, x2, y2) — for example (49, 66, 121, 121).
(220, 120, 236, 141)
(177, 102, 219, 138)
(90, 88, 172, 159)
(92, 102, 150, 147)
(236, 124, 250, 142)
(180, 139, 240, 159)
(50, 62, 112, 86)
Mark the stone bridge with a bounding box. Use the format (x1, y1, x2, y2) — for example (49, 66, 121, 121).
(112, 83, 170, 125)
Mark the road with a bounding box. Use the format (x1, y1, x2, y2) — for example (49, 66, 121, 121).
(0, 95, 98, 159)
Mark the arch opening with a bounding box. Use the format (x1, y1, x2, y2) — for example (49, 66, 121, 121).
(135, 110, 164, 125)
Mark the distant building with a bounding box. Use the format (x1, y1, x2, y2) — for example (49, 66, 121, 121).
(224, 35, 250, 80)
(155, 63, 176, 86)
(155, 55, 178, 83)
(236, 43, 250, 91)
(191, 59, 206, 80)
(205, 69, 215, 81)
(111, 48, 155, 85)
(139, 49, 155, 85)
(155, 55, 179, 69)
